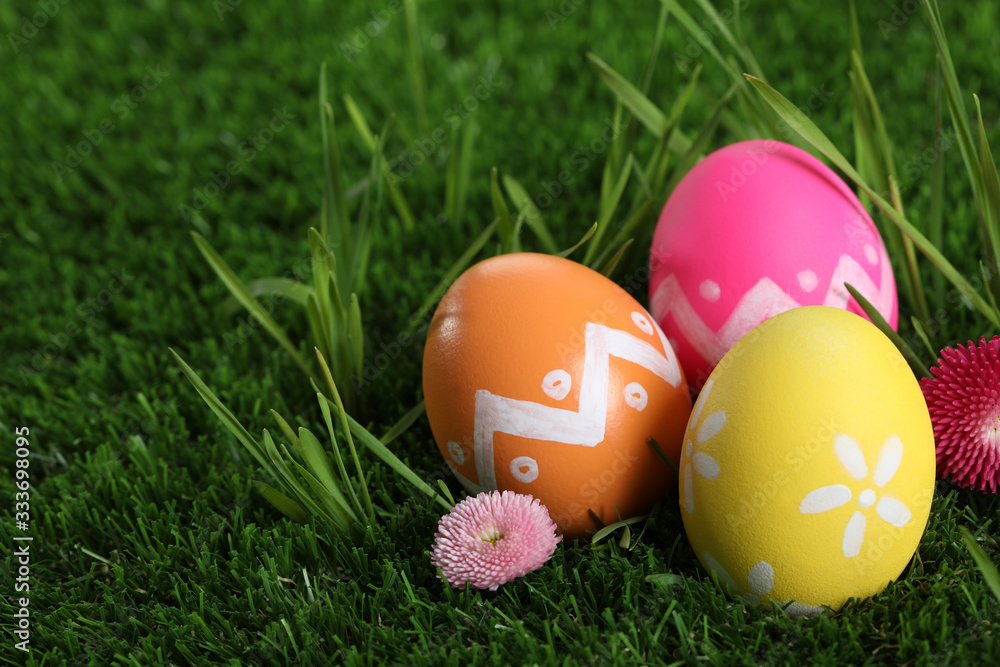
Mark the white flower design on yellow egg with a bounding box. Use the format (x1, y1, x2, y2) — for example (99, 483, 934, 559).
(799, 434, 911, 558)
(682, 378, 726, 514)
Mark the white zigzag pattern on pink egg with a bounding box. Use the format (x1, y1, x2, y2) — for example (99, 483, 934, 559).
(650, 252, 894, 368)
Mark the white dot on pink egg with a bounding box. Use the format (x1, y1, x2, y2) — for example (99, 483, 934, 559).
(797, 270, 818, 293)
(700, 280, 721, 302)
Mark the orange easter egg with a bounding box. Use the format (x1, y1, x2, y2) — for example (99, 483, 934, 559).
(423, 253, 692, 538)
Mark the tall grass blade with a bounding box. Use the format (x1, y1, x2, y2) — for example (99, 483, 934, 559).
(253, 481, 311, 523)
(403, 0, 428, 132)
(845, 284, 927, 374)
(491, 167, 516, 253)
(405, 218, 498, 337)
(975, 94, 1000, 283)
(557, 222, 598, 259)
(315, 348, 374, 519)
(380, 400, 426, 446)
(746, 75, 1000, 327)
(960, 527, 1000, 603)
(170, 349, 272, 473)
(587, 52, 669, 139)
(319, 64, 350, 247)
(503, 174, 558, 253)
(190, 234, 313, 379)
(346, 414, 452, 510)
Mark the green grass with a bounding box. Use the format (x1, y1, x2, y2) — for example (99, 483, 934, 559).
(1, 0, 999, 664)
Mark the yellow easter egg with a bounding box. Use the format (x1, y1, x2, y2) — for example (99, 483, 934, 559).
(679, 306, 935, 615)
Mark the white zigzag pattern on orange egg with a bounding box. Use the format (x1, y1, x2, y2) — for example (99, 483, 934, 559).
(650, 252, 894, 367)
(447, 319, 683, 493)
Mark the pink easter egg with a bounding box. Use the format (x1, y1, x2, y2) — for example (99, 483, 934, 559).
(649, 140, 898, 388)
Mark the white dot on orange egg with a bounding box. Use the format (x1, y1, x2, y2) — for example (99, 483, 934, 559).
(699, 280, 721, 302)
(448, 440, 465, 465)
(509, 456, 539, 483)
(541, 369, 572, 400)
(797, 270, 818, 293)
(623, 382, 648, 411)
(631, 311, 654, 336)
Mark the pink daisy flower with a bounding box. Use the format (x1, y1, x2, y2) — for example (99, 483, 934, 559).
(430, 490, 562, 591)
(920, 335, 1000, 494)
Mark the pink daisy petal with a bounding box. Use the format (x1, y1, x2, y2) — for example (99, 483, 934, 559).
(430, 490, 562, 591)
(920, 336, 1000, 494)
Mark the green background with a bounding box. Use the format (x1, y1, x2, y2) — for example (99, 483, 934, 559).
(1, 0, 998, 664)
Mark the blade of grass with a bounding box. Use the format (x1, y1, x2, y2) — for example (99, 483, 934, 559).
(491, 167, 516, 253)
(591, 514, 648, 546)
(928, 63, 945, 297)
(661, 0, 738, 82)
(187, 237, 314, 380)
(648, 438, 679, 476)
(298, 426, 358, 518)
(846, 284, 928, 374)
(253, 481, 311, 523)
(380, 400, 426, 446)
(960, 527, 1000, 603)
(404, 218, 498, 337)
(270, 410, 301, 456)
(346, 413, 452, 510)
(663, 79, 737, 194)
(689, 0, 764, 79)
(975, 94, 1000, 281)
(219, 277, 315, 318)
(436, 479, 455, 506)
(639, 3, 670, 95)
(586, 52, 669, 139)
(315, 390, 354, 500)
(924, 0, 997, 296)
(600, 239, 634, 277)
(170, 349, 272, 473)
(347, 293, 364, 377)
(586, 153, 634, 265)
(261, 430, 341, 527)
(909, 317, 938, 361)
(342, 94, 376, 153)
(503, 174, 558, 253)
(851, 49, 927, 320)
(319, 63, 349, 247)
(289, 457, 355, 530)
(315, 348, 374, 520)
(402, 0, 428, 132)
(746, 75, 1000, 328)
(557, 222, 598, 259)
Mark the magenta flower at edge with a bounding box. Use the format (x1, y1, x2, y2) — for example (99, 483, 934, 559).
(920, 335, 1000, 494)
(431, 490, 562, 591)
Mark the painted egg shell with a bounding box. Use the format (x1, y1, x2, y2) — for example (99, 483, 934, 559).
(423, 253, 692, 539)
(649, 140, 898, 387)
(679, 306, 934, 615)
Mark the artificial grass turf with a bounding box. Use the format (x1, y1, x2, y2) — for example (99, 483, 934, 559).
(2, 0, 1000, 664)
